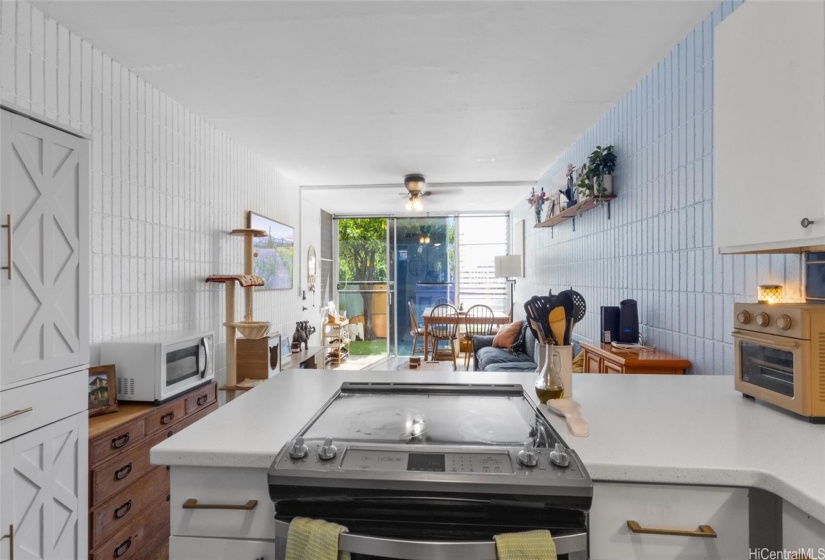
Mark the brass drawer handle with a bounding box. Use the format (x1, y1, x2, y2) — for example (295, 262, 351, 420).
(113, 500, 132, 519)
(1, 524, 13, 560)
(160, 412, 175, 424)
(111, 433, 130, 449)
(2, 214, 12, 280)
(114, 537, 131, 557)
(197, 395, 208, 406)
(0, 407, 33, 421)
(627, 520, 717, 538)
(182, 498, 258, 511)
(114, 463, 133, 481)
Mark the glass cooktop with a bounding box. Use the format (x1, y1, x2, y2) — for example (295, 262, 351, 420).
(301, 383, 555, 447)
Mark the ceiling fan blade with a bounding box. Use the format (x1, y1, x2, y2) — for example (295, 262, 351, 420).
(424, 187, 464, 196)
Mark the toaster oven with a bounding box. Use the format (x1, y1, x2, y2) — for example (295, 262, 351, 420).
(733, 303, 825, 423)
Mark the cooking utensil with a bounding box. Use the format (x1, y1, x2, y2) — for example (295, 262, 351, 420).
(555, 291, 576, 345)
(546, 398, 589, 437)
(525, 296, 557, 343)
(549, 306, 567, 347)
(559, 288, 586, 324)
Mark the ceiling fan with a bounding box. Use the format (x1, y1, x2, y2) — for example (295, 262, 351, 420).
(399, 174, 464, 211)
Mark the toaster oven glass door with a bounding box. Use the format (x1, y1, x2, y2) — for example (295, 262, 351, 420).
(737, 338, 797, 397)
(165, 338, 207, 388)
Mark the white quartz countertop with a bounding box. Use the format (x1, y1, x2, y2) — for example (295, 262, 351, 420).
(150, 371, 825, 524)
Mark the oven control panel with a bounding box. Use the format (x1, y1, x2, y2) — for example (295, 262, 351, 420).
(734, 303, 811, 339)
(341, 449, 515, 474)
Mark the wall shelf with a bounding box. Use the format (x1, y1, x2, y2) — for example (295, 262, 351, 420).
(535, 195, 617, 232)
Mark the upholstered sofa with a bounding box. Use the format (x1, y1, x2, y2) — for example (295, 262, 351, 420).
(472, 322, 538, 372)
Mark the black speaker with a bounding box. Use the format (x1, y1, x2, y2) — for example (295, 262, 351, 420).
(600, 306, 620, 344)
(619, 299, 639, 343)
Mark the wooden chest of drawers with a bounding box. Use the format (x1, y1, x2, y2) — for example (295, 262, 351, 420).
(88, 382, 217, 558)
(580, 342, 691, 375)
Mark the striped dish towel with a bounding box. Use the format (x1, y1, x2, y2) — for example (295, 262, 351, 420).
(285, 517, 350, 560)
(494, 529, 557, 560)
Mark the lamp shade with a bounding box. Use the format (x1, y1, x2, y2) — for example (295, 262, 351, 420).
(494, 255, 522, 278)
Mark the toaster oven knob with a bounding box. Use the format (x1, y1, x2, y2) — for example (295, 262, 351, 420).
(737, 311, 751, 325)
(517, 440, 538, 468)
(318, 438, 338, 461)
(776, 314, 792, 331)
(755, 313, 770, 327)
(549, 443, 571, 469)
(289, 437, 308, 460)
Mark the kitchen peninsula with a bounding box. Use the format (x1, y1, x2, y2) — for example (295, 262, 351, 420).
(152, 372, 825, 559)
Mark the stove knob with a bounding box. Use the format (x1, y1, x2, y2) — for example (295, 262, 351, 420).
(776, 314, 792, 331)
(755, 313, 770, 327)
(737, 310, 751, 325)
(517, 440, 538, 468)
(318, 438, 338, 461)
(288, 437, 308, 460)
(549, 443, 571, 469)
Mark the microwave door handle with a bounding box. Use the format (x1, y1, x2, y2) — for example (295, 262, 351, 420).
(731, 332, 800, 349)
(200, 337, 210, 378)
(273, 520, 586, 559)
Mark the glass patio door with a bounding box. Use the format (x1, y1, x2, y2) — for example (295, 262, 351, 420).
(336, 218, 396, 360)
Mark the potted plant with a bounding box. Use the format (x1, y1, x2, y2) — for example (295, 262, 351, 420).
(588, 145, 617, 196)
(576, 163, 595, 201)
(527, 187, 548, 225)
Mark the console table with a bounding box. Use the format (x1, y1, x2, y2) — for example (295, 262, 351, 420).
(580, 342, 691, 375)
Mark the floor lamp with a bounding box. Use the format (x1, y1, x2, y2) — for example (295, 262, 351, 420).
(494, 255, 522, 320)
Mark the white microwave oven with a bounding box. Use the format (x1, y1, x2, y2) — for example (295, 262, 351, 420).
(100, 330, 214, 404)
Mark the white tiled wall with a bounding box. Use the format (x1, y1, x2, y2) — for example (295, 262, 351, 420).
(512, 0, 802, 375)
(1, 0, 315, 383)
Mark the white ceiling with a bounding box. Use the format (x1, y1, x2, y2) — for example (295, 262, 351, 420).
(33, 0, 716, 213)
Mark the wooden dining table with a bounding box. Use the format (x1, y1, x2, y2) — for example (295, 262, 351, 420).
(421, 307, 512, 361)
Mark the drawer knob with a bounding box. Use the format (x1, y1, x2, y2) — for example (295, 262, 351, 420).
(801, 217, 815, 228)
(160, 412, 175, 425)
(111, 433, 130, 449)
(114, 537, 131, 558)
(182, 498, 258, 511)
(197, 395, 208, 406)
(627, 520, 717, 538)
(113, 500, 132, 519)
(114, 463, 133, 481)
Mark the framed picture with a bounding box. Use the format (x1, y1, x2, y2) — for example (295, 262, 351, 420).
(88, 365, 118, 417)
(281, 334, 292, 366)
(248, 211, 294, 290)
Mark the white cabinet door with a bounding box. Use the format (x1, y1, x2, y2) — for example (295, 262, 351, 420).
(170, 536, 274, 560)
(715, 1, 825, 253)
(783, 501, 825, 551)
(0, 110, 89, 388)
(0, 410, 88, 560)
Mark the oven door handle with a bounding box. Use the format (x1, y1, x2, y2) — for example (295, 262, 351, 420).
(274, 520, 587, 560)
(731, 331, 800, 349)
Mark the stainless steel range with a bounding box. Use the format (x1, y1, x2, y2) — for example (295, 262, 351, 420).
(268, 382, 592, 559)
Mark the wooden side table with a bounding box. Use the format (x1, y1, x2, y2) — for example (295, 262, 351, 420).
(580, 342, 691, 375)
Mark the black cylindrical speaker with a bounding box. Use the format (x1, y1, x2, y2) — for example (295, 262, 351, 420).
(619, 299, 639, 343)
(600, 306, 620, 344)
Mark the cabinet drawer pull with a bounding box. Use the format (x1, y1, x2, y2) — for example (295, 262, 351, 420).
(801, 217, 815, 228)
(197, 395, 208, 406)
(111, 433, 130, 449)
(114, 463, 133, 481)
(626, 520, 717, 538)
(113, 500, 132, 519)
(160, 412, 175, 424)
(114, 537, 131, 557)
(182, 498, 258, 511)
(2, 214, 12, 280)
(0, 407, 33, 421)
(1, 524, 13, 560)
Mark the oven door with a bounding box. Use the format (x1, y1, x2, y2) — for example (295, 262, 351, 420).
(272, 495, 588, 560)
(732, 329, 808, 415)
(159, 335, 213, 401)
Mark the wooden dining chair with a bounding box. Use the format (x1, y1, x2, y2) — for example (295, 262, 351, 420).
(462, 304, 495, 370)
(407, 300, 427, 356)
(429, 303, 459, 370)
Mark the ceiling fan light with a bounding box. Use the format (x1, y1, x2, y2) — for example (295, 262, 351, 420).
(405, 197, 414, 211)
(412, 196, 423, 211)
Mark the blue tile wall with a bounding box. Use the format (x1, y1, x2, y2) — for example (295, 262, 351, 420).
(513, 1, 802, 375)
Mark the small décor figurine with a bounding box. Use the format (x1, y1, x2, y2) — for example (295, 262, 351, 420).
(292, 321, 316, 351)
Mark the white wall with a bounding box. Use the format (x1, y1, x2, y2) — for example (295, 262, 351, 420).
(1, 0, 320, 383)
(511, 0, 801, 375)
